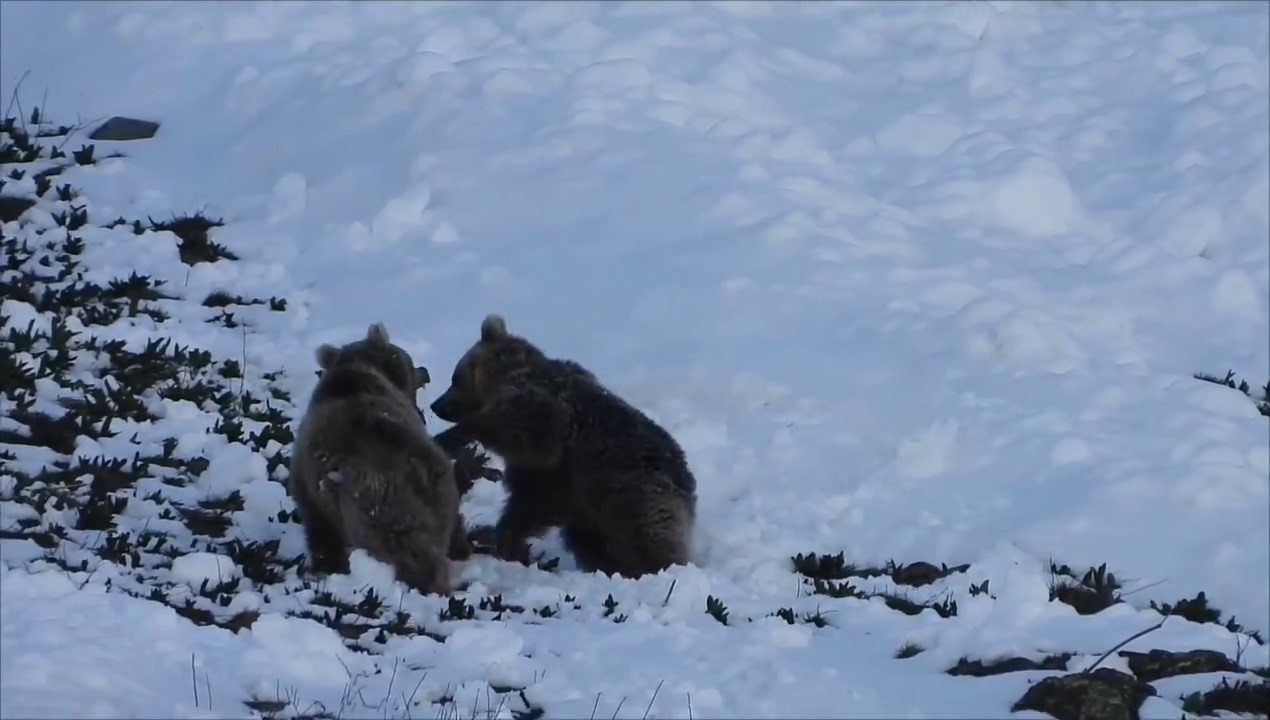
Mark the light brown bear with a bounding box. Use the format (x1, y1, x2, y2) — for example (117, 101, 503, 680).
(289, 322, 465, 593)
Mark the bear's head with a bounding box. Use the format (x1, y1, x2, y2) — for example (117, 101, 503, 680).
(430, 314, 544, 423)
(315, 322, 430, 398)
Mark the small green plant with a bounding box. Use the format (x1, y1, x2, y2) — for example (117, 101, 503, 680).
(600, 594, 628, 623)
(72, 143, 95, 165)
(808, 578, 863, 599)
(439, 596, 475, 622)
(894, 641, 924, 659)
(203, 290, 263, 308)
(791, 551, 853, 580)
(875, 591, 958, 619)
(1048, 562, 1122, 615)
(771, 607, 831, 628)
(148, 211, 236, 265)
(705, 595, 730, 625)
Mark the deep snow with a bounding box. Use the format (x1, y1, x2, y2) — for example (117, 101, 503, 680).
(1, 1, 1268, 718)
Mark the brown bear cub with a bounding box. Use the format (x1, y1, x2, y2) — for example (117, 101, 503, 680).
(289, 322, 467, 594)
(312, 359, 479, 560)
(430, 314, 697, 578)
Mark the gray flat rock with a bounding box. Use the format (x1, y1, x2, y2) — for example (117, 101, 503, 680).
(88, 116, 160, 141)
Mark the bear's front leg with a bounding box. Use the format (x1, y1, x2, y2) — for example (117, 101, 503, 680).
(297, 504, 350, 576)
(493, 502, 535, 565)
(447, 517, 474, 560)
(492, 466, 568, 565)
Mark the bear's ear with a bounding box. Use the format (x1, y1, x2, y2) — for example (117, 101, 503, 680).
(367, 322, 391, 346)
(315, 344, 339, 370)
(480, 314, 508, 342)
(414, 365, 431, 388)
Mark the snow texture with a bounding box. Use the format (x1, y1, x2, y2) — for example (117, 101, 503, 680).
(1, 1, 1268, 718)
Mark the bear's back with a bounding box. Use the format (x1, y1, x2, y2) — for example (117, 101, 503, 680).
(534, 358, 695, 496)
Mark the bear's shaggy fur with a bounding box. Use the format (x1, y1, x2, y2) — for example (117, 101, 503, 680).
(289, 322, 464, 593)
(431, 314, 696, 577)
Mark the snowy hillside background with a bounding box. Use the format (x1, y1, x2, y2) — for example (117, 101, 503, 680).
(1, 1, 1268, 718)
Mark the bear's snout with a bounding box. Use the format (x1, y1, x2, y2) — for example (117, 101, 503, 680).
(430, 390, 459, 422)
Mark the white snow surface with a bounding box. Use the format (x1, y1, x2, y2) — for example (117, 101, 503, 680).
(2, 1, 1268, 718)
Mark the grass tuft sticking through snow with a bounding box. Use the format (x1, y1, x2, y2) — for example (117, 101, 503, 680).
(894, 641, 925, 660)
(147, 211, 236, 266)
(1048, 561, 1123, 616)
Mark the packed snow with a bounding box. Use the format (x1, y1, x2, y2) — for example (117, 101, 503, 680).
(1, 1, 1267, 718)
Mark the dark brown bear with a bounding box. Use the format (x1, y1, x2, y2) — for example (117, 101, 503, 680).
(430, 314, 697, 578)
(289, 322, 467, 593)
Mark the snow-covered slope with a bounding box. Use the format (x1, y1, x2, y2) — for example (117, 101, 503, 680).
(1, 1, 1267, 718)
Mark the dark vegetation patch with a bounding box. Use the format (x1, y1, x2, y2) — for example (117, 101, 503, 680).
(203, 290, 265, 308)
(1119, 649, 1242, 683)
(705, 594, 730, 625)
(894, 641, 925, 659)
(201, 290, 287, 329)
(786, 547, 1267, 718)
(1180, 677, 1270, 717)
(771, 606, 832, 628)
(791, 550, 969, 587)
(947, 653, 1073, 677)
(791, 551, 965, 618)
(875, 589, 959, 618)
(148, 212, 236, 266)
(1048, 562, 1123, 615)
